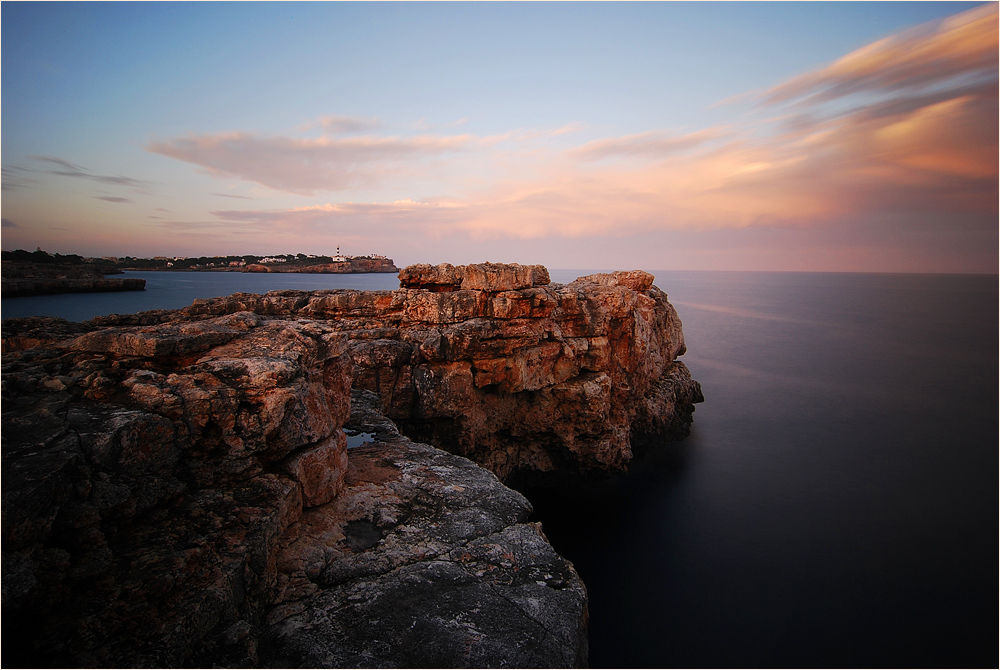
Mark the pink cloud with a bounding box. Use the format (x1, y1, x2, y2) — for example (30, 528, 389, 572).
(318, 115, 379, 134)
(571, 128, 729, 160)
(147, 132, 475, 195)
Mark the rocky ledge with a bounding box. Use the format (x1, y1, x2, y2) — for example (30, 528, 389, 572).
(1, 263, 701, 667)
(2, 262, 145, 298)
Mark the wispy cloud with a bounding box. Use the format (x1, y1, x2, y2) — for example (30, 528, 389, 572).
(1, 218, 20, 229)
(572, 127, 729, 160)
(212, 192, 254, 200)
(147, 132, 475, 195)
(28, 155, 155, 189)
(95, 196, 132, 203)
(1, 165, 38, 191)
(319, 115, 379, 134)
(760, 3, 997, 106)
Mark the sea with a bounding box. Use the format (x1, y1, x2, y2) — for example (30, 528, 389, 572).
(3, 269, 996, 667)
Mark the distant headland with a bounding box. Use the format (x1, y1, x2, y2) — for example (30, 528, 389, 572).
(1, 248, 399, 297)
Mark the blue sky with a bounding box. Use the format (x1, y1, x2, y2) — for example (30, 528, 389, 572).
(2, 2, 996, 272)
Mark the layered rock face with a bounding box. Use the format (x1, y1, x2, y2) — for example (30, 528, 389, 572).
(186, 262, 704, 481)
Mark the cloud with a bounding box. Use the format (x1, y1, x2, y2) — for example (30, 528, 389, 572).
(212, 192, 254, 200)
(1, 165, 37, 191)
(147, 132, 475, 195)
(209, 199, 463, 237)
(319, 115, 379, 134)
(2, 218, 20, 229)
(571, 127, 729, 160)
(472, 4, 998, 234)
(95, 196, 132, 203)
(31, 156, 83, 171)
(28, 156, 155, 189)
(760, 3, 997, 106)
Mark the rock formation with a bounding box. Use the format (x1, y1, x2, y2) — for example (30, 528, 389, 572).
(186, 262, 705, 481)
(1, 263, 701, 667)
(2, 262, 145, 297)
(1, 313, 587, 667)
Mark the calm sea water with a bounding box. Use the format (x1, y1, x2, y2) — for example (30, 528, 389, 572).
(531, 271, 998, 668)
(3, 270, 996, 667)
(0, 270, 402, 322)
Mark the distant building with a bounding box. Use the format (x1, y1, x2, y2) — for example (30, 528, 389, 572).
(333, 245, 350, 262)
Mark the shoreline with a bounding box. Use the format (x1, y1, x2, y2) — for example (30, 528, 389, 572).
(1, 276, 147, 298)
(122, 267, 399, 274)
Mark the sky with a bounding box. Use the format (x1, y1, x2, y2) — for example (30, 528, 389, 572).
(2, 1, 997, 273)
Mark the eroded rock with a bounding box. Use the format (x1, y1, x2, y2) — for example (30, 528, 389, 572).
(180, 264, 704, 481)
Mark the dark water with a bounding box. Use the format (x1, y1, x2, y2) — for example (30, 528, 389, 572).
(530, 272, 998, 668)
(3, 270, 996, 667)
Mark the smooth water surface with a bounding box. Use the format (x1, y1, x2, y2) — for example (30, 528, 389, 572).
(0, 270, 401, 322)
(3, 270, 996, 666)
(530, 272, 997, 667)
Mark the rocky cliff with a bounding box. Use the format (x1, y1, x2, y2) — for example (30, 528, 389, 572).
(186, 262, 704, 482)
(1, 263, 701, 667)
